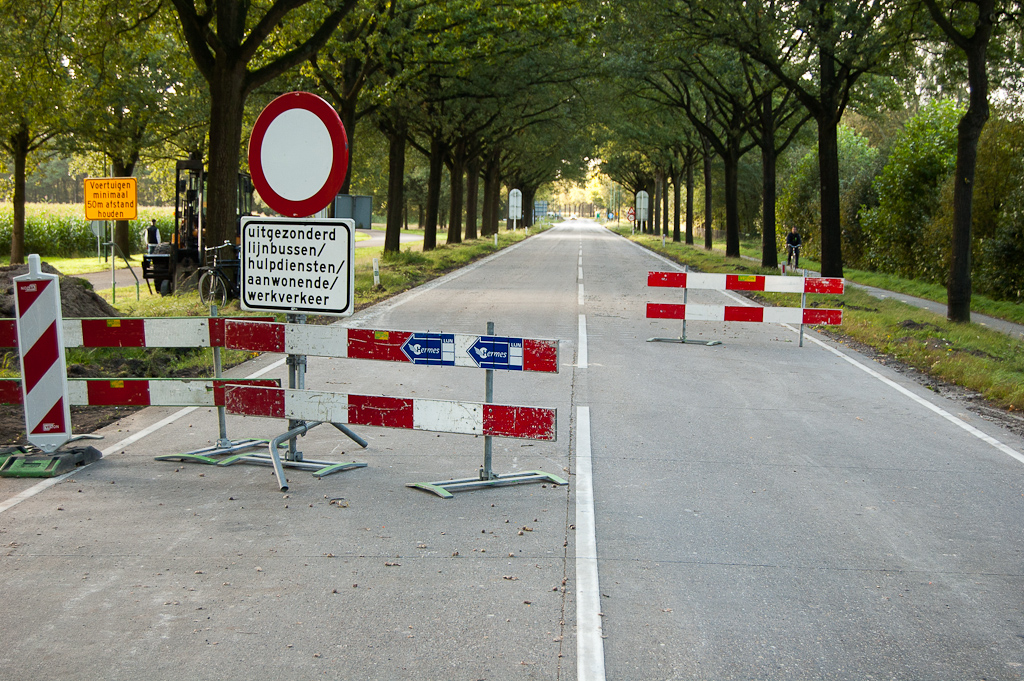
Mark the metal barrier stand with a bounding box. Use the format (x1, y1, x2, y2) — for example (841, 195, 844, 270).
(155, 305, 268, 465)
(647, 266, 722, 346)
(407, 321, 568, 499)
(217, 313, 367, 492)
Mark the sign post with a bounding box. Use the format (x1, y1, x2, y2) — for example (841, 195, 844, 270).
(635, 191, 649, 232)
(243, 91, 364, 490)
(509, 188, 523, 231)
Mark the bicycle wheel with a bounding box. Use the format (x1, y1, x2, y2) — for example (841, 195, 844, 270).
(198, 270, 228, 308)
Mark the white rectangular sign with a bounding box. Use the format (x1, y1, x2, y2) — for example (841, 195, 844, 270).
(240, 216, 355, 316)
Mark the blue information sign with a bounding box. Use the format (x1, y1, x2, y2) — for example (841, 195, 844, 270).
(401, 333, 455, 365)
(468, 336, 524, 370)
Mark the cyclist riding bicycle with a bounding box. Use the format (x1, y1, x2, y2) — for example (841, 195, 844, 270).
(785, 227, 802, 267)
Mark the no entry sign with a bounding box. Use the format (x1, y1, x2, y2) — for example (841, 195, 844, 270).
(240, 216, 355, 316)
(248, 92, 349, 217)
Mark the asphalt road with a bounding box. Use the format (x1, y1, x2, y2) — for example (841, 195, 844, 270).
(2, 219, 1024, 680)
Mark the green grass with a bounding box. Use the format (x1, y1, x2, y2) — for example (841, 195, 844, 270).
(613, 226, 1024, 412)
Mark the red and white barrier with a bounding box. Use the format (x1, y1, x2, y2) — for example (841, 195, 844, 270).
(646, 270, 843, 327)
(14, 256, 71, 452)
(0, 378, 279, 407)
(0, 316, 275, 350)
(225, 385, 557, 441)
(646, 304, 843, 325)
(224, 320, 559, 373)
(648, 271, 844, 294)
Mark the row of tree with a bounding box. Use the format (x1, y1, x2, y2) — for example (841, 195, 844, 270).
(596, 0, 1023, 322)
(1, 0, 600, 263)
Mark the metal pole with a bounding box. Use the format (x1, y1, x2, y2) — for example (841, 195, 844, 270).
(800, 271, 806, 348)
(481, 321, 496, 480)
(286, 313, 307, 461)
(211, 305, 231, 448)
(681, 265, 688, 342)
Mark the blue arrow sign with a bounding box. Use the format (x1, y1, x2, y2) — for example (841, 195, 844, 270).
(468, 336, 524, 371)
(401, 333, 455, 365)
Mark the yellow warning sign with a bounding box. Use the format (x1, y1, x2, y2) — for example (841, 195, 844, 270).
(84, 178, 137, 220)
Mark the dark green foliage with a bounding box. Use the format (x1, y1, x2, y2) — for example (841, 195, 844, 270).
(859, 100, 962, 278)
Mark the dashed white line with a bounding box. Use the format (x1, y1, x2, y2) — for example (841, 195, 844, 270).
(575, 406, 606, 680)
(578, 315, 588, 369)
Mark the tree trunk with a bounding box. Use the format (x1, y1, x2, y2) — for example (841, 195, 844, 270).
(946, 14, 992, 323)
(112, 158, 138, 258)
(523, 186, 537, 228)
(685, 153, 694, 245)
(672, 168, 681, 242)
(465, 157, 480, 240)
(338, 94, 357, 195)
(653, 170, 661, 236)
(8, 125, 29, 264)
(423, 134, 444, 251)
(446, 145, 465, 245)
(205, 62, 248, 257)
(723, 149, 740, 258)
(384, 121, 406, 254)
(760, 140, 778, 269)
(816, 113, 843, 277)
(481, 150, 500, 236)
(664, 173, 671, 240)
(702, 138, 713, 250)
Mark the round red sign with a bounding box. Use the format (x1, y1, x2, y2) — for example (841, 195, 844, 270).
(248, 92, 349, 218)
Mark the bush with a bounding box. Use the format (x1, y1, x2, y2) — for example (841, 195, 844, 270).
(0, 203, 174, 257)
(859, 100, 963, 278)
(777, 125, 880, 266)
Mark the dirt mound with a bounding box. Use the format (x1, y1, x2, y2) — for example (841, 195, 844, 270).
(0, 262, 120, 318)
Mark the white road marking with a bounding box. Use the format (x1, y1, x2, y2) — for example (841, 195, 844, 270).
(575, 406, 606, 681)
(0, 357, 289, 515)
(578, 315, 588, 369)
(579, 283, 585, 306)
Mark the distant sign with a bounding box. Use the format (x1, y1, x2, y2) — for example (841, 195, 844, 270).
(468, 336, 525, 371)
(635, 191, 649, 221)
(240, 216, 355, 316)
(508, 189, 523, 220)
(401, 333, 456, 365)
(84, 178, 137, 220)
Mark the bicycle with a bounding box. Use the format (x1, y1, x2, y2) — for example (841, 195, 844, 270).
(786, 244, 801, 268)
(198, 241, 240, 307)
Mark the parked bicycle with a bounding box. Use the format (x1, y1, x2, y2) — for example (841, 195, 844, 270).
(198, 241, 240, 307)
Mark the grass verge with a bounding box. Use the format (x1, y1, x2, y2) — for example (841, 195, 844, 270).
(613, 226, 1024, 412)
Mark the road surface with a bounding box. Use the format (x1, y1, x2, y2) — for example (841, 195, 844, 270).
(2, 219, 1023, 680)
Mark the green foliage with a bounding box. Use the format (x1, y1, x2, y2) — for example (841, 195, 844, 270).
(859, 100, 963, 277)
(777, 126, 880, 265)
(0, 204, 173, 257)
(977, 184, 1024, 303)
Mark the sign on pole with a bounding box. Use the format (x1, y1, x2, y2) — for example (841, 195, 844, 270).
(635, 191, 649, 222)
(84, 178, 137, 221)
(508, 189, 523, 220)
(248, 91, 350, 218)
(626, 207, 636, 222)
(240, 216, 355, 316)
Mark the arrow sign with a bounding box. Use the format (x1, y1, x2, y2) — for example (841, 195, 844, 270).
(401, 333, 455, 365)
(468, 336, 524, 371)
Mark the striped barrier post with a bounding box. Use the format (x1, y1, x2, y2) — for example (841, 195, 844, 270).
(13, 255, 71, 453)
(224, 319, 565, 496)
(646, 268, 844, 347)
